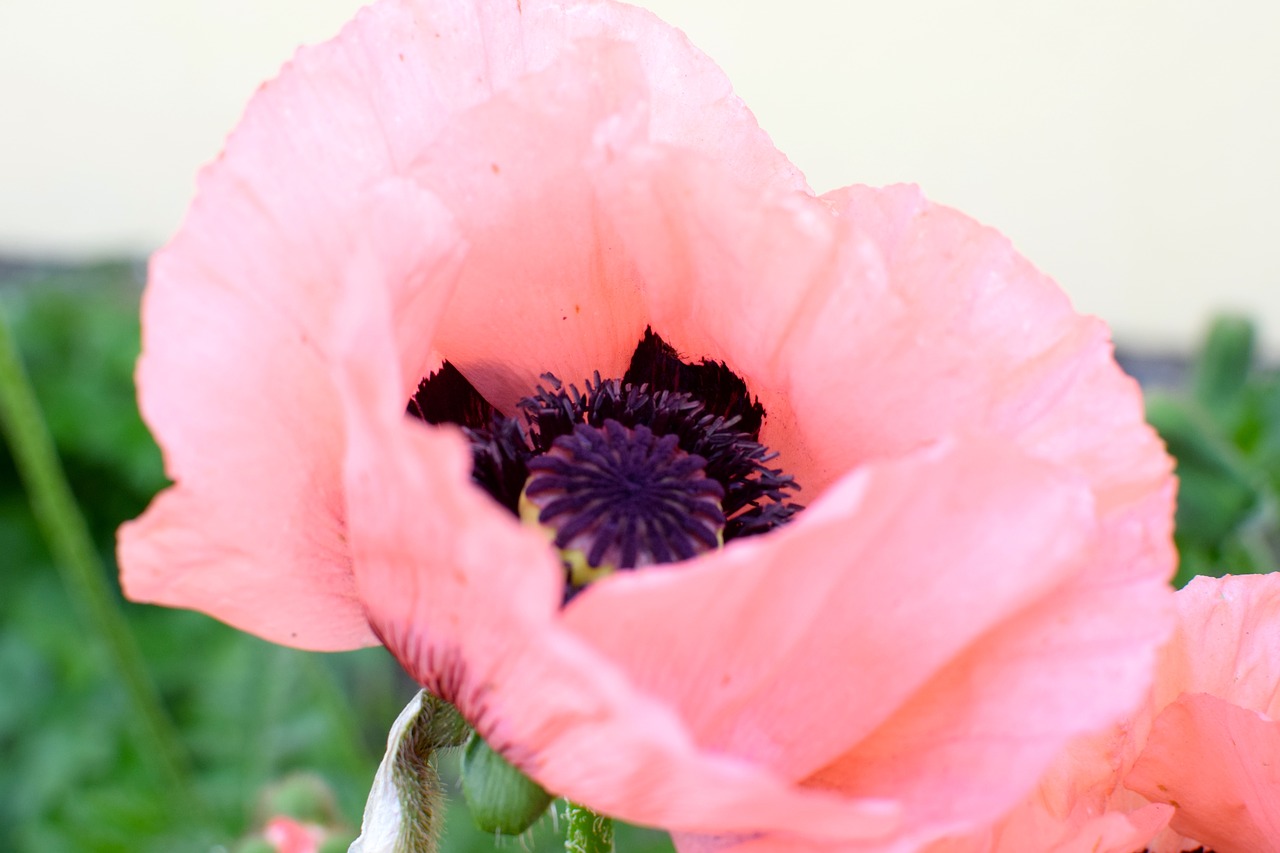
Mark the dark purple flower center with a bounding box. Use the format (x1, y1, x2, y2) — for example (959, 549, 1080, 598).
(522, 420, 726, 582)
(407, 329, 801, 596)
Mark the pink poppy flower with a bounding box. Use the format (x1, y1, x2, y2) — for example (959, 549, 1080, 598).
(922, 572, 1280, 853)
(118, 0, 1176, 848)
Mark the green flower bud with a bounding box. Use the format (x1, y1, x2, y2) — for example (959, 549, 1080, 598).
(460, 731, 554, 835)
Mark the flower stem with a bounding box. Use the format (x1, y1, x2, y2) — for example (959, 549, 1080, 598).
(564, 802, 613, 853)
(0, 302, 201, 814)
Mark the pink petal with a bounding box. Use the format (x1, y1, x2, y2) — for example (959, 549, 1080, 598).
(537, 0, 806, 194)
(904, 723, 1176, 853)
(407, 0, 807, 412)
(596, 159, 1170, 522)
(409, 38, 653, 412)
(331, 226, 900, 840)
(915, 575, 1280, 852)
(119, 178, 464, 651)
(1156, 573, 1280, 716)
(914, 807, 1173, 853)
(1126, 692, 1280, 853)
(562, 437, 1095, 784)
(342, 0, 803, 413)
(808, 184, 1170, 512)
(799, 501, 1172, 847)
(1028, 808, 1174, 853)
(592, 143, 853, 492)
(678, 803, 1173, 853)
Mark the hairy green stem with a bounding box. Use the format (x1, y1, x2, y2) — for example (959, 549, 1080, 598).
(564, 802, 613, 853)
(0, 303, 200, 813)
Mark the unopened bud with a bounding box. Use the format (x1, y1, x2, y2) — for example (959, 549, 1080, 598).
(460, 732, 553, 834)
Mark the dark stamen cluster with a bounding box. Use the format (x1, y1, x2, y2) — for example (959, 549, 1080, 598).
(515, 371, 799, 539)
(524, 421, 725, 570)
(407, 330, 802, 575)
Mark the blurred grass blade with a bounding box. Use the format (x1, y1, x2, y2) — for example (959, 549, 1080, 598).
(1191, 314, 1255, 414)
(0, 300, 199, 811)
(1146, 394, 1261, 546)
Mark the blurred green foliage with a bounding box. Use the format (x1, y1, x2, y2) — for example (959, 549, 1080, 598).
(1145, 315, 1280, 586)
(0, 263, 672, 853)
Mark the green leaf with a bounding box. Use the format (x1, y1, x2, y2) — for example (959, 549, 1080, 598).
(349, 690, 470, 853)
(1146, 394, 1259, 546)
(1191, 314, 1256, 417)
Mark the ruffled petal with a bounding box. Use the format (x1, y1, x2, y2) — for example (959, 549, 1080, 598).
(1126, 693, 1280, 853)
(594, 157, 1170, 519)
(407, 0, 808, 412)
(1040, 808, 1174, 853)
(1155, 572, 1280, 715)
(591, 142, 851, 491)
(118, 0, 499, 647)
(799, 509, 1171, 847)
(409, 38, 653, 411)
(910, 723, 1175, 853)
(915, 807, 1172, 853)
(562, 437, 1095, 784)
(332, 216, 899, 840)
(350, 0, 805, 412)
(529, 0, 805, 193)
(679, 802, 1173, 853)
(909, 575, 1280, 852)
(810, 185, 1169, 514)
(120, 169, 464, 649)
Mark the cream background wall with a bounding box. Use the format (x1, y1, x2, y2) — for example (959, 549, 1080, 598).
(2, 1, 1278, 348)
